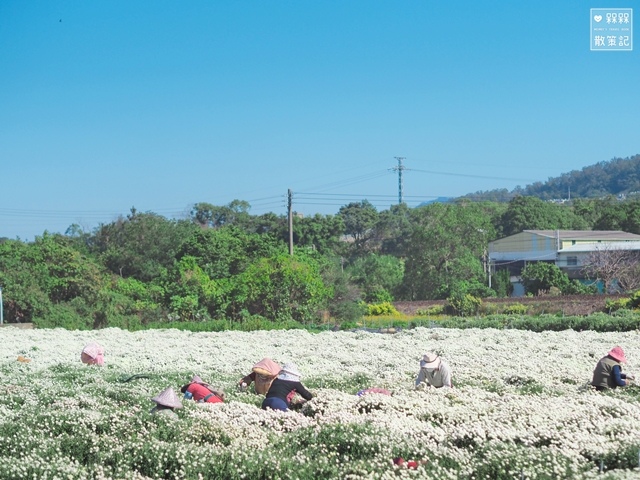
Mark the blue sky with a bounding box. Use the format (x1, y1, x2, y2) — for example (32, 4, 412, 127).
(1, 1, 638, 240)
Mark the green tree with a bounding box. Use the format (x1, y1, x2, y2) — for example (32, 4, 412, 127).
(227, 252, 332, 322)
(400, 202, 493, 300)
(346, 254, 404, 302)
(0, 234, 107, 326)
(499, 196, 588, 237)
(338, 200, 378, 252)
(91, 208, 197, 282)
(293, 214, 345, 255)
(176, 227, 281, 280)
(161, 255, 224, 320)
(571, 198, 600, 228)
(520, 262, 570, 295)
(0, 240, 51, 323)
(622, 200, 640, 234)
(591, 198, 640, 234)
(191, 200, 251, 229)
(247, 212, 287, 236)
(372, 203, 413, 256)
(491, 269, 513, 298)
(320, 258, 365, 322)
(30, 233, 104, 304)
(591, 197, 628, 231)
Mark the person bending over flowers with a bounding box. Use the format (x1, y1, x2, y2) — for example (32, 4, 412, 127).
(150, 387, 182, 420)
(591, 346, 634, 391)
(262, 363, 313, 412)
(238, 358, 281, 395)
(415, 352, 453, 389)
(181, 375, 224, 403)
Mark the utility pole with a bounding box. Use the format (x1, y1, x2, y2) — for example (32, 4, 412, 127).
(392, 157, 406, 204)
(288, 189, 293, 255)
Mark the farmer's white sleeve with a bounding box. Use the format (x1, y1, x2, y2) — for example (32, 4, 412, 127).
(415, 368, 426, 386)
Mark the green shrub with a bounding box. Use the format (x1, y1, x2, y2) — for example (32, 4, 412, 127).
(502, 303, 528, 315)
(366, 302, 400, 316)
(415, 305, 445, 316)
(479, 302, 499, 315)
(32, 302, 92, 330)
(629, 290, 640, 309)
(338, 320, 359, 330)
(330, 300, 366, 322)
(446, 293, 482, 317)
(366, 287, 393, 303)
(437, 310, 640, 333)
(605, 298, 631, 312)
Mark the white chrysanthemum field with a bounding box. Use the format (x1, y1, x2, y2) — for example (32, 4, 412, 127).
(2, 326, 640, 479)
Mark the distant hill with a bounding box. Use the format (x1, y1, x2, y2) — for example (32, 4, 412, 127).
(458, 154, 640, 202)
(417, 196, 454, 207)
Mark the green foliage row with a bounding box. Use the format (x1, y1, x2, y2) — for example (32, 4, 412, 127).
(2, 192, 640, 330)
(428, 310, 640, 332)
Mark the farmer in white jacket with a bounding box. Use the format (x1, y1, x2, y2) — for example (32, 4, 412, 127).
(415, 352, 452, 389)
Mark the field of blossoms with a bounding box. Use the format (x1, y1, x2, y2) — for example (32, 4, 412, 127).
(2, 326, 640, 479)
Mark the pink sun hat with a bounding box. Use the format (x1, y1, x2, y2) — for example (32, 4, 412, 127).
(81, 342, 105, 366)
(252, 358, 281, 377)
(608, 346, 628, 364)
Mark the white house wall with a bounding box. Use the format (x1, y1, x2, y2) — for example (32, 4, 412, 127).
(488, 232, 557, 262)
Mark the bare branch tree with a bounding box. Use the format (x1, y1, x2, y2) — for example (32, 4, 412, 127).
(616, 253, 640, 292)
(583, 245, 640, 293)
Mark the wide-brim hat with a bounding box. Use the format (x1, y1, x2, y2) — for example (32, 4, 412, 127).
(152, 387, 183, 409)
(420, 352, 441, 369)
(608, 346, 628, 364)
(278, 363, 301, 381)
(82, 342, 104, 359)
(253, 358, 281, 377)
(191, 375, 205, 385)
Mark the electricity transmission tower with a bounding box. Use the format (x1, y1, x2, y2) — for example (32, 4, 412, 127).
(391, 156, 406, 204)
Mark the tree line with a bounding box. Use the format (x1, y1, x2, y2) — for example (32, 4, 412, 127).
(1, 195, 640, 329)
(461, 154, 640, 202)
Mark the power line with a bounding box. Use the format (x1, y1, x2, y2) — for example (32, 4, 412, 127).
(411, 168, 535, 182)
(299, 170, 392, 192)
(295, 192, 438, 199)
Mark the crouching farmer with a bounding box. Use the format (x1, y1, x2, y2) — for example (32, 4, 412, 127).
(181, 375, 225, 403)
(415, 352, 452, 389)
(150, 387, 182, 420)
(262, 363, 313, 412)
(592, 346, 634, 391)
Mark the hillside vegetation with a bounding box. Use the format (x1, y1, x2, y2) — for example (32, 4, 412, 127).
(1, 155, 639, 330)
(461, 154, 640, 202)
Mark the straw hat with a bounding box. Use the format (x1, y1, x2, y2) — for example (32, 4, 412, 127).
(252, 358, 281, 377)
(420, 352, 441, 370)
(190, 375, 205, 385)
(278, 363, 302, 382)
(151, 387, 183, 409)
(608, 346, 628, 364)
